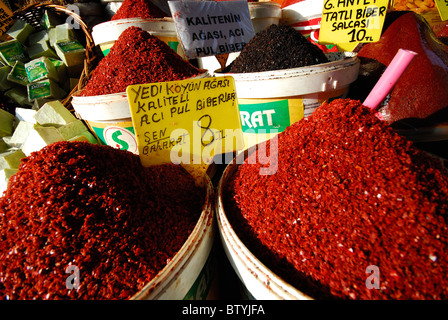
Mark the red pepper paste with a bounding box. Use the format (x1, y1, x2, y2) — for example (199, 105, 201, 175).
(357, 12, 448, 124)
(0, 141, 204, 300)
(224, 98, 448, 300)
(80, 26, 203, 96)
(111, 0, 167, 21)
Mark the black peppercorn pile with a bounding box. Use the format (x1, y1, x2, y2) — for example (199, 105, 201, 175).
(226, 24, 329, 73)
(0, 141, 204, 300)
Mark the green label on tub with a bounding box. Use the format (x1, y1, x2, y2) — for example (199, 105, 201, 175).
(239, 100, 291, 134)
(168, 41, 179, 53)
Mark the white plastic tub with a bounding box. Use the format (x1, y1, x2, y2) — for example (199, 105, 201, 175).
(215, 52, 360, 147)
(71, 72, 210, 153)
(216, 149, 312, 300)
(133, 176, 217, 300)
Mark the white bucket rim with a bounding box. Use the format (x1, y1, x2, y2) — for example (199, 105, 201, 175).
(216, 149, 313, 300)
(132, 176, 215, 300)
(92, 17, 176, 45)
(214, 52, 360, 98)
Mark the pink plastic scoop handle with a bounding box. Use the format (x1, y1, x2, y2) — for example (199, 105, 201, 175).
(363, 49, 417, 110)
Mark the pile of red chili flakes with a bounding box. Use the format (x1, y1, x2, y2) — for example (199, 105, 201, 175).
(224, 98, 448, 300)
(111, 0, 167, 21)
(80, 26, 203, 96)
(0, 141, 204, 299)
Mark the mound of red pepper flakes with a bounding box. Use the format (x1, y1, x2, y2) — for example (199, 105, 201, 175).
(357, 12, 448, 124)
(224, 98, 448, 300)
(80, 26, 203, 96)
(111, 0, 167, 21)
(0, 141, 204, 300)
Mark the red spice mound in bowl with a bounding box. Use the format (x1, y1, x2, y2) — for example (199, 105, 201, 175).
(224, 98, 448, 300)
(0, 141, 204, 300)
(356, 12, 448, 124)
(80, 26, 203, 96)
(111, 0, 167, 20)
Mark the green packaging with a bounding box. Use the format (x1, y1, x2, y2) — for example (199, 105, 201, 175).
(41, 10, 62, 30)
(25, 56, 59, 83)
(0, 39, 27, 66)
(27, 78, 66, 101)
(48, 57, 67, 83)
(7, 60, 29, 86)
(54, 39, 85, 67)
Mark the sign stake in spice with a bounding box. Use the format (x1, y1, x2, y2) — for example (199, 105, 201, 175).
(127, 76, 244, 185)
(319, 0, 389, 45)
(363, 48, 417, 111)
(168, 0, 255, 59)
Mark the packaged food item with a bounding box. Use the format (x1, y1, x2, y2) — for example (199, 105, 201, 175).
(25, 56, 59, 83)
(27, 78, 66, 101)
(7, 60, 29, 86)
(0, 39, 27, 66)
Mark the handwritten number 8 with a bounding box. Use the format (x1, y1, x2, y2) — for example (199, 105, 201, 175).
(197, 114, 215, 147)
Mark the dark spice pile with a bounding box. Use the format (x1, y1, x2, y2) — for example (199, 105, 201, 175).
(111, 0, 167, 21)
(0, 141, 205, 299)
(226, 24, 329, 73)
(224, 98, 448, 300)
(81, 26, 202, 96)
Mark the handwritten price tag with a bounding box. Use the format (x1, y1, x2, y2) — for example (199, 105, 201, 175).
(319, 0, 389, 45)
(127, 76, 244, 184)
(435, 0, 448, 21)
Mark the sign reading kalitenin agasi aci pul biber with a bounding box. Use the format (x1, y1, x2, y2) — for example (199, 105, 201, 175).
(168, 0, 255, 59)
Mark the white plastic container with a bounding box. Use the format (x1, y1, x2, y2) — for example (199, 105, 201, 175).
(92, 17, 182, 57)
(72, 91, 138, 153)
(71, 72, 210, 154)
(133, 176, 217, 300)
(216, 149, 312, 300)
(215, 52, 360, 148)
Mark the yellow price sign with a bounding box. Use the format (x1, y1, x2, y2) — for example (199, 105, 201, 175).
(435, 0, 448, 21)
(319, 0, 389, 45)
(127, 76, 244, 183)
